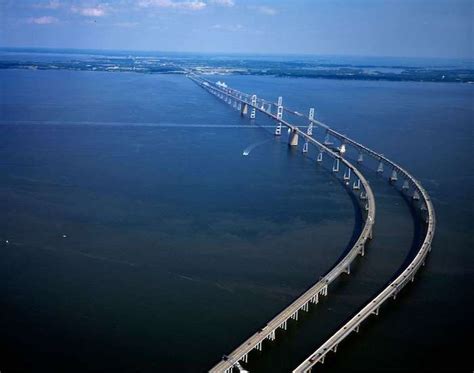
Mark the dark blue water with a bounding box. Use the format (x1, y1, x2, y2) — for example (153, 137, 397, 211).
(0, 70, 472, 372)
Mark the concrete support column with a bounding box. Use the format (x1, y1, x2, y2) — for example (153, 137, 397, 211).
(302, 141, 309, 153)
(390, 169, 398, 182)
(324, 133, 332, 145)
(289, 129, 299, 146)
(332, 158, 340, 172)
(307, 108, 315, 135)
(377, 160, 384, 173)
(344, 167, 351, 181)
(353, 178, 361, 190)
(241, 103, 248, 116)
(275, 105, 283, 136)
(317, 151, 323, 163)
(250, 94, 257, 119)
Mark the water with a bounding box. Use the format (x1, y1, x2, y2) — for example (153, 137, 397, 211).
(0, 69, 472, 372)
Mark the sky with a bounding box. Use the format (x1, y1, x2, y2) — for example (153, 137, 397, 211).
(0, 0, 473, 59)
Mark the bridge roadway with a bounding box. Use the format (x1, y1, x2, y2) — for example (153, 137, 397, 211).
(195, 76, 437, 372)
(189, 75, 376, 373)
(292, 139, 436, 372)
(293, 179, 435, 371)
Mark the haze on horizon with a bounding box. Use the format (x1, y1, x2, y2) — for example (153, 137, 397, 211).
(1, 0, 473, 60)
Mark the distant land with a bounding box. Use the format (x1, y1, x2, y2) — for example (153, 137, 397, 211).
(1, 48, 473, 83)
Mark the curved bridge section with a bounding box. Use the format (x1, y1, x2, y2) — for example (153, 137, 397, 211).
(189, 75, 376, 373)
(292, 130, 436, 372)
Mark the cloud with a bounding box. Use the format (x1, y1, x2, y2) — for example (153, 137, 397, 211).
(138, 0, 207, 10)
(34, 0, 61, 9)
(28, 16, 59, 24)
(210, 0, 235, 6)
(212, 23, 243, 32)
(71, 5, 107, 17)
(253, 5, 277, 16)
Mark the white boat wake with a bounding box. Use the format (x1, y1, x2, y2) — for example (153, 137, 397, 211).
(242, 139, 272, 156)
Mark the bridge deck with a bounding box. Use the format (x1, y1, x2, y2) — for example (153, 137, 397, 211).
(189, 76, 376, 373)
(293, 145, 435, 372)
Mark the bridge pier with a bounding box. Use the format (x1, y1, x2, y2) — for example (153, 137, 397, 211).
(402, 179, 410, 190)
(377, 160, 384, 173)
(250, 94, 257, 119)
(373, 308, 379, 316)
(359, 244, 365, 256)
(353, 178, 361, 190)
(267, 103, 272, 114)
(307, 108, 315, 136)
(344, 167, 351, 181)
(241, 103, 248, 116)
(289, 129, 299, 146)
(275, 105, 283, 136)
(332, 344, 338, 353)
(358, 153, 364, 163)
(317, 151, 323, 162)
(324, 133, 332, 145)
(390, 169, 398, 182)
(278, 96, 283, 107)
(267, 330, 276, 341)
(413, 191, 420, 200)
(302, 141, 309, 153)
(345, 265, 351, 275)
(332, 158, 340, 172)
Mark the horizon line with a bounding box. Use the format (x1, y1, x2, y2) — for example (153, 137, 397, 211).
(1, 46, 472, 62)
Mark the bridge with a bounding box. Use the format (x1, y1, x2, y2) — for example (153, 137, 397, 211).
(188, 74, 435, 373)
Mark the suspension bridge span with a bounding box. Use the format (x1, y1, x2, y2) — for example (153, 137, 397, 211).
(188, 74, 435, 373)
